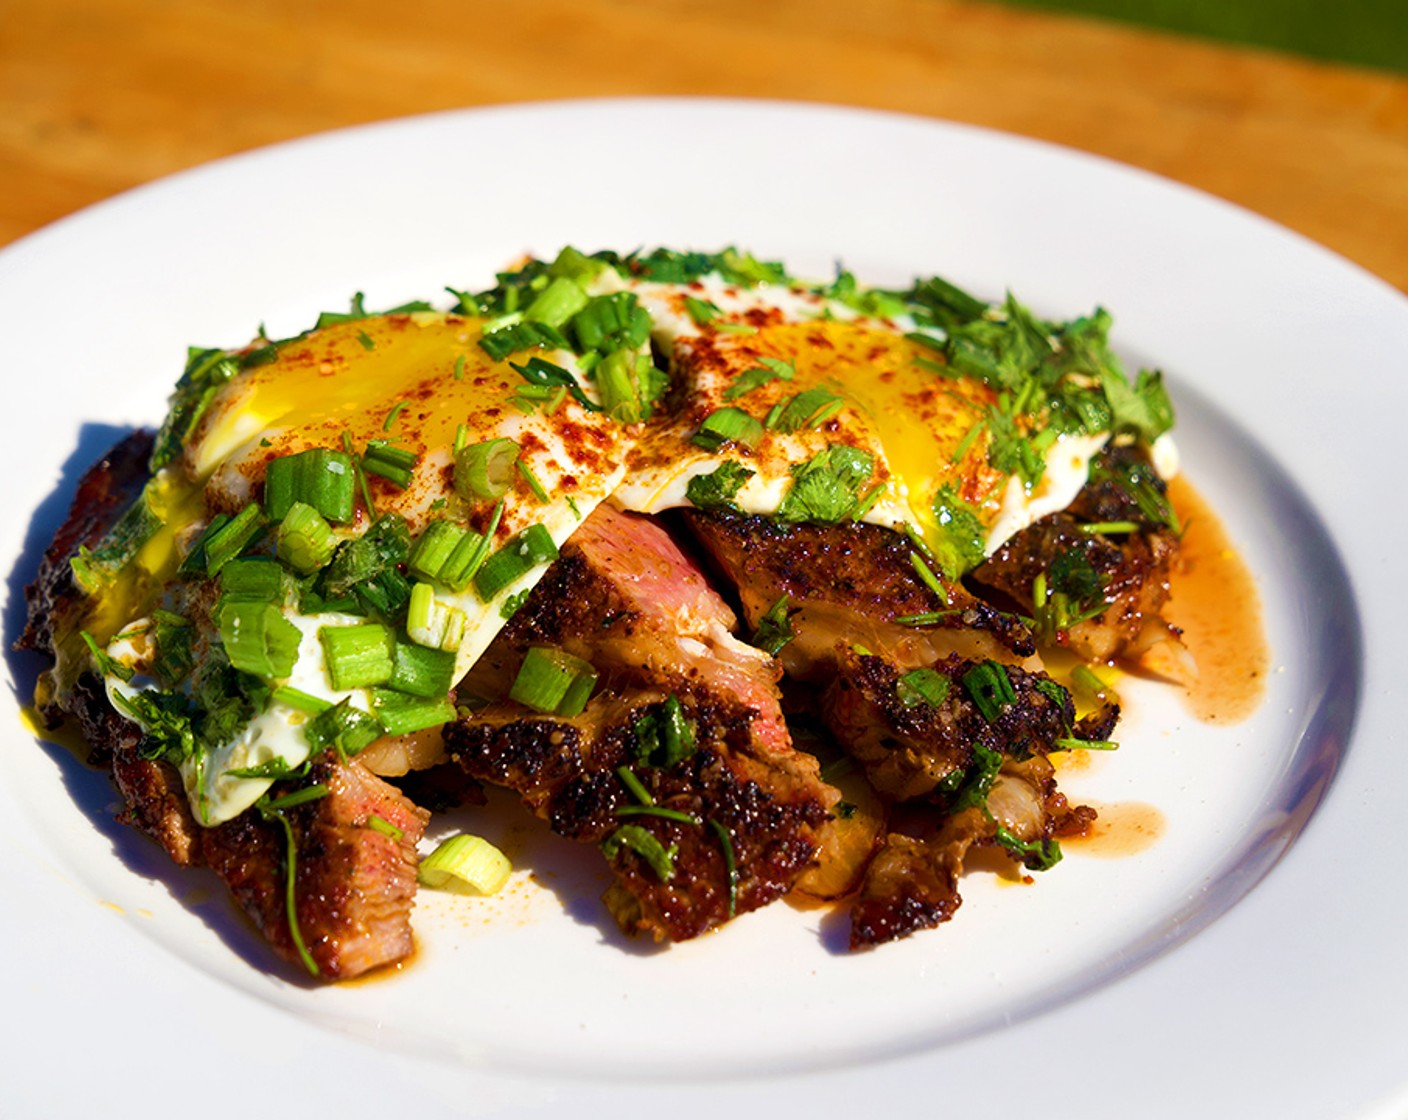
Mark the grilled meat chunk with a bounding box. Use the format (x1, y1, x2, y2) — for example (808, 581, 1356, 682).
(19, 430, 156, 717)
(821, 650, 1115, 801)
(448, 504, 837, 940)
(20, 430, 429, 979)
(851, 756, 1089, 948)
(972, 445, 1179, 663)
(446, 689, 831, 940)
(203, 756, 429, 979)
(682, 510, 1034, 680)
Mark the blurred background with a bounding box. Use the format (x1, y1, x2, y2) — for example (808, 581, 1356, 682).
(2, 0, 1404, 290)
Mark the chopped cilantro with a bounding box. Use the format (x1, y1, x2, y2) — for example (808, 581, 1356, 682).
(775, 445, 875, 524)
(685, 461, 755, 512)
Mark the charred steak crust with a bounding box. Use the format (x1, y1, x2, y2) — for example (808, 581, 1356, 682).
(683, 510, 1035, 658)
(19, 430, 156, 691)
(445, 688, 831, 942)
(203, 754, 429, 979)
(821, 651, 1113, 802)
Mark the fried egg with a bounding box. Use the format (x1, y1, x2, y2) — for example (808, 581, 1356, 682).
(90, 251, 1170, 824)
(607, 273, 1111, 557)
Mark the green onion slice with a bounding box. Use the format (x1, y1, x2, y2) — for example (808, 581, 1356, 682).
(454, 438, 520, 502)
(509, 646, 598, 716)
(418, 834, 512, 895)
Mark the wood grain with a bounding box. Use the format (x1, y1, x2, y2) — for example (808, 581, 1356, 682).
(2, 0, 1405, 291)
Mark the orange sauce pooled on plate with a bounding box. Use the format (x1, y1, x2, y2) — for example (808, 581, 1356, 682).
(1158, 476, 1271, 724)
(1063, 800, 1166, 858)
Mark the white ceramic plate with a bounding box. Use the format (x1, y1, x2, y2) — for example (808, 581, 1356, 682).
(2, 99, 1403, 1119)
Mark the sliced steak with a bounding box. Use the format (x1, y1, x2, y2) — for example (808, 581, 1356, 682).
(972, 445, 1180, 663)
(820, 650, 1117, 801)
(202, 755, 429, 980)
(681, 510, 1034, 680)
(21, 430, 429, 979)
(448, 504, 837, 941)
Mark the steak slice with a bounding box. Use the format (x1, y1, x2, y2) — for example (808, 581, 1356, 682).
(972, 445, 1180, 663)
(820, 649, 1118, 801)
(202, 755, 429, 980)
(21, 430, 430, 980)
(447, 504, 837, 940)
(681, 511, 1035, 681)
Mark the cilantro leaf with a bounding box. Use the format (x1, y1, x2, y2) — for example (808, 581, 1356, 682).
(685, 461, 756, 512)
(930, 484, 987, 579)
(775, 445, 875, 524)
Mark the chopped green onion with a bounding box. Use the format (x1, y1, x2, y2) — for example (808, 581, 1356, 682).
(691, 407, 764, 452)
(200, 504, 265, 576)
(516, 459, 550, 503)
(601, 824, 678, 882)
(962, 660, 1017, 723)
(473, 522, 558, 600)
(752, 595, 795, 657)
(218, 600, 301, 679)
(418, 834, 512, 895)
(320, 623, 394, 690)
(264, 448, 356, 524)
(684, 295, 720, 325)
(478, 319, 571, 362)
(390, 641, 456, 698)
(767, 387, 845, 433)
(546, 245, 606, 285)
(509, 356, 600, 413)
(896, 667, 951, 708)
(616, 765, 654, 806)
(406, 582, 467, 651)
(895, 610, 962, 626)
(68, 482, 164, 594)
(571, 292, 651, 354)
(633, 695, 696, 769)
(1071, 664, 1120, 707)
(341, 431, 378, 519)
(909, 551, 949, 604)
(220, 557, 286, 602)
(408, 520, 467, 582)
(382, 401, 408, 432)
(617, 805, 701, 826)
(454, 438, 519, 502)
(80, 630, 133, 682)
(271, 685, 332, 714)
(365, 814, 404, 841)
(709, 818, 738, 918)
(255, 788, 328, 977)
(1080, 520, 1140, 535)
(276, 501, 337, 575)
(362, 439, 418, 489)
(524, 276, 589, 328)
(509, 646, 598, 716)
(303, 698, 384, 757)
(369, 690, 457, 735)
(1055, 736, 1119, 751)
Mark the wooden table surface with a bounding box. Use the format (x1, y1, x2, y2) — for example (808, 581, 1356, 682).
(3, 0, 1406, 292)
